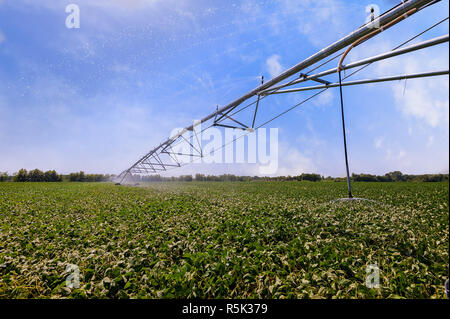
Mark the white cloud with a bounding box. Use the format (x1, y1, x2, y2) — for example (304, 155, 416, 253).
(266, 54, 283, 78)
(392, 75, 449, 128)
(269, 142, 317, 176)
(385, 148, 407, 161)
(276, 153, 316, 176)
(374, 48, 449, 129)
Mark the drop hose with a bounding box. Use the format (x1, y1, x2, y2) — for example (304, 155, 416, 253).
(336, 7, 417, 199)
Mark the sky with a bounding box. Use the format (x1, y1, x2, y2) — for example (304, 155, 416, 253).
(0, 0, 448, 177)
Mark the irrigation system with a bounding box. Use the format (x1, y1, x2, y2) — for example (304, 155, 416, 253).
(118, 0, 449, 198)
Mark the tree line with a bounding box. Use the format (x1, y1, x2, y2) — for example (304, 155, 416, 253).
(0, 169, 111, 182)
(68, 171, 110, 182)
(126, 171, 448, 183)
(266, 171, 448, 182)
(348, 171, 449, 182)
(1, 169, 448, 183)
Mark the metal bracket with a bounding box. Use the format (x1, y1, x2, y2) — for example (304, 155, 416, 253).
(299, 73, 330, 85)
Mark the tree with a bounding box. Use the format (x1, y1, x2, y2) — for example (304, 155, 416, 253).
(0, 172, 8, 182)
(352, 173, 378, 182)
(376, 175, 392, 182)
(69, 172, 78, 182)
(69, 171, 87, 182)
(13, 169, 29, 182)
(181, 175, 193, 182)
(44, 170, 62, 182)
(195, 174, 205, 181)
(386, 171, 404, 182)
(300, 173, 322, 182)
(28, 169, 45, 182)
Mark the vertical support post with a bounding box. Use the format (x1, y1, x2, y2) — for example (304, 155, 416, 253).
(252, 95, 260, 129)
(252, 76, 264, 128)
(338, 71, 353, 198)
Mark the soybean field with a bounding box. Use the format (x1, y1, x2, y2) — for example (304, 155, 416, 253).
(0, 181, 448, 299)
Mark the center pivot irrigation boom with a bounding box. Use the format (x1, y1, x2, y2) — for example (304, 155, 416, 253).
(118, 0, 448, 196)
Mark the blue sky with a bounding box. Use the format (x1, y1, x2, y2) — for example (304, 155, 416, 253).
(0, 0, 448, 176)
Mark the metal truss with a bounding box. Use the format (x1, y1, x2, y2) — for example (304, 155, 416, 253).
(117, 0, 448, 183)
(262, 70, 449, 95)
